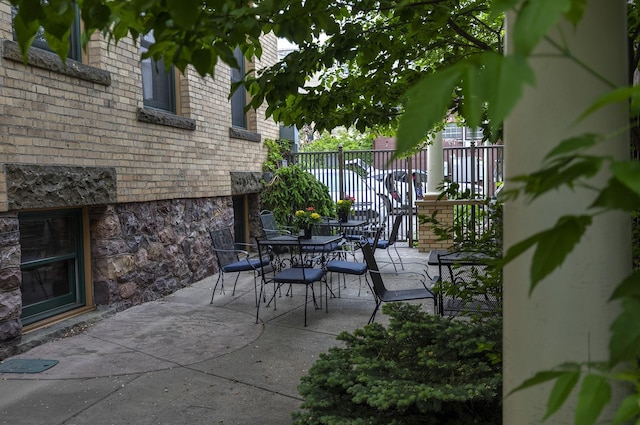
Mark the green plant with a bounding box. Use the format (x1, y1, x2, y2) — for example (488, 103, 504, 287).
(260, 165, 334, 226)
(335, 196, 355, 216)
(263, 138, 291, 173)
(292, 303, 502, 425)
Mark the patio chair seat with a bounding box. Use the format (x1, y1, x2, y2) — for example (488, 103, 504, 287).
(302, 241, 342, 253)
(274, 267, 325, 284)
(223, 256, 270, 273)
(325, 260, 367, 275)
(210, 227, 265, 306)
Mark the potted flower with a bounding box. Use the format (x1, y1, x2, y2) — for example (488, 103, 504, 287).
(294, 207, 322, 238)
(336, 196, 355, 223)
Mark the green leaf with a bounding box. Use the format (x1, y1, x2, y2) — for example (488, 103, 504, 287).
(167, 0, 201, 28)
(564, 0, 588, 26)
(575, 374, 611, 425)
(483, 53, 535, 131)
(490, 0, 523, 19)
(544, 134, 598, 160)
(611, 161, 640, 197)
(610, 270, 640, 301)
(508, 363, 581, 397)
(513, 0, 571, 56)
(507, 370, 567, 396)
(191, 48, 214, 77)
(513, 155, 602, 200)
(501, 231, 541, 266)
(396, 66, 462, 157)
(610, 297, 640, 366)
(576, 86, 640, 123)
(460, 58, 484, 129)
(591, 177, 640, 212)
(612, 393, 640, 425)
(12, 10, 40, 62)
(543, 370, 581, 420)
(530, 215, 591, 292)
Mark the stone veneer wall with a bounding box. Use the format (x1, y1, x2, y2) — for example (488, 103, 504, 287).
(0, 213, 21, 344)
(90, 197, 232, 307)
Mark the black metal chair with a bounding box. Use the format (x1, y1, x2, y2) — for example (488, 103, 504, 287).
(367, 212, 405, 272)
(255, 237, 328, 326)
(259, 210, 293, 239)
(325, 227, 381, 297)
(361, 242, 436, 324)
(209, 227, 269, 306)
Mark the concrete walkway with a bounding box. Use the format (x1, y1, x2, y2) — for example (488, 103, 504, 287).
(0, 246, 435, 425)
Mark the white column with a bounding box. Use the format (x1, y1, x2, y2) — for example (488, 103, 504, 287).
(503, 1, 629, 423)
(426, 130, 444, 194)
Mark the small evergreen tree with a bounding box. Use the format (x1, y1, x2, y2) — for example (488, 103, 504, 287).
(293, 303, 502, 425)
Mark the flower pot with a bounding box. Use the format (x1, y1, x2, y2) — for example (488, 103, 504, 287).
(303, 226, 313, 239)
(338, 211, 349, 223)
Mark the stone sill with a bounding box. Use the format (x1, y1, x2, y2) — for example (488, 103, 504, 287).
(137, 108, 197, 131)
(229, 127, 261, 142)
(2, 39, 111, 86)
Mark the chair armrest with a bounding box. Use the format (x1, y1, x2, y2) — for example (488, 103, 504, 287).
(212, 247, 253, 260)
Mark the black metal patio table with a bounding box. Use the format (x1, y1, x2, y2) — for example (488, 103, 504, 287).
(255, 235, 343, 325)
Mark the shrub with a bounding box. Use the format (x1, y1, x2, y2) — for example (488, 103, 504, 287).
(260, 165, 334, 225)
(292, 303, 502, 425)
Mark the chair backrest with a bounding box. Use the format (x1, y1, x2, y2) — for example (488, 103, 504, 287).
(259, 210, 280, 239)
(369, 227, 383, 253)
(361, 242, 387, 299)
(209, 227, 239, 267)
(386, 213, 404, 245)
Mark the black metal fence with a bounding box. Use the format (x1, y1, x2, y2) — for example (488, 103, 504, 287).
(290, 145, 504, 244)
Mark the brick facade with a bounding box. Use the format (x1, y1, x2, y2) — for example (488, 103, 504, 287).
(0, 2, 279, 345)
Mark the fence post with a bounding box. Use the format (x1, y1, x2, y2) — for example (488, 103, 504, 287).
(407, 157, 414, 247)
(470, 135, 477, 242)
(338, 145, 345, 200)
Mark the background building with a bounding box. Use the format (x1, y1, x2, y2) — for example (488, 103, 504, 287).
(0, 4, 279, 347)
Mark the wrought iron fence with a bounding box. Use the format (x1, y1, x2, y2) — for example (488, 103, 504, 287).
(289, 144, 503, 244)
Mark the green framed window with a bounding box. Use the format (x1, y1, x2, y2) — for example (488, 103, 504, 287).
(19, 209, 86, 325)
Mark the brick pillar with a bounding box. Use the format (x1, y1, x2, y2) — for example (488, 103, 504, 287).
(0, 213, 23, 346)
(416, 195, 454, 252)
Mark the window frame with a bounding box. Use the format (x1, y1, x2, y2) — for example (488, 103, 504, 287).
(230, 46, 247, 129)
(11, 5, 82, 61)
(19, 209, 86, 326)
(140, 31, 176, 113)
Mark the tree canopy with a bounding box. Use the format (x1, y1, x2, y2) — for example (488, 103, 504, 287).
(10, 0, 502, 137)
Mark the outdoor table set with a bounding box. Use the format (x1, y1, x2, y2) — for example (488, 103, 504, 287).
(255, 234, 344, 326)
(427, 249, 499, 317)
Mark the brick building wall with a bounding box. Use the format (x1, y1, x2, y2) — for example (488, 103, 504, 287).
(0, 2, 279, 348)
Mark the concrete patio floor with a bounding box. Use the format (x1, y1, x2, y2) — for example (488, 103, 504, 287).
(0, 244, 436, 425)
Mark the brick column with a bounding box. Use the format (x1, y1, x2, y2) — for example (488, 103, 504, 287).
(416, 195, 454, 252)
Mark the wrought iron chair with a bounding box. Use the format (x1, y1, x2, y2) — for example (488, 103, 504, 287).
(325, 227, 382, 297)
(367, 212, 405, 272)
(361, 242, 436, 324)
(255, 237, 328, 326)
(209, 227, 270, 306)
(259, 210, 294, 239)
